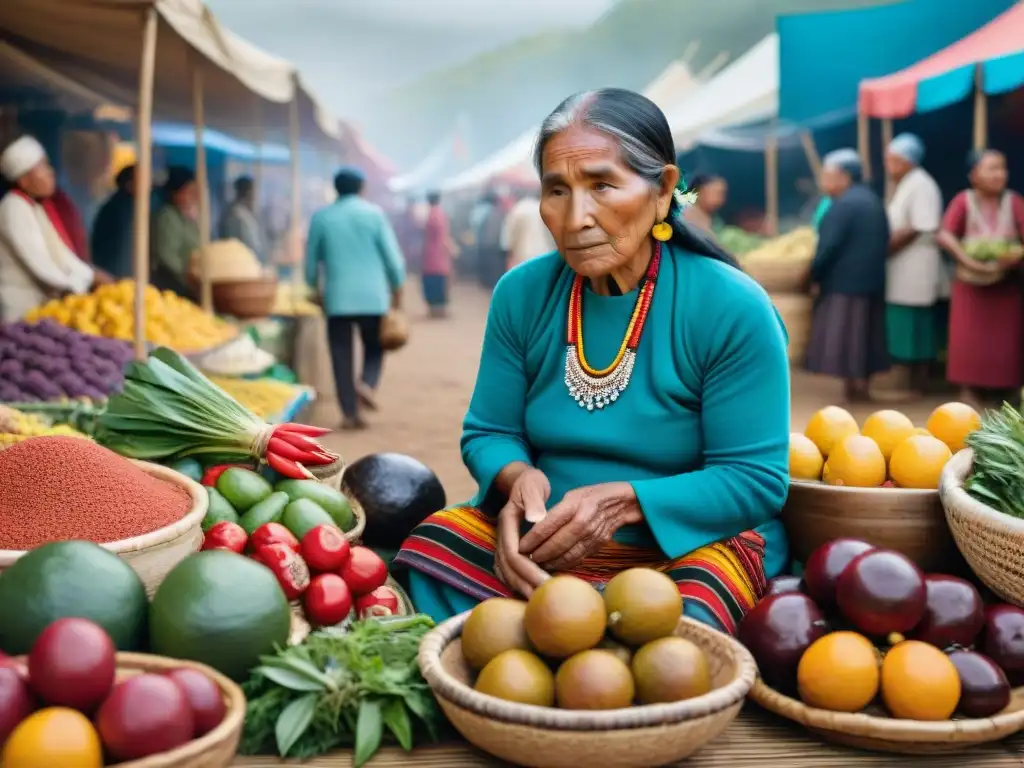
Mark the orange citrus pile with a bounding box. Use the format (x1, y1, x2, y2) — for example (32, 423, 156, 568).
(790, 402, 980, 489)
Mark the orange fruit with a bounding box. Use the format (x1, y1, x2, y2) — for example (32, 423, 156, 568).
(822, 435, 887, 488)
(912, 427, 932, 437)
(1, 707, 103, 768)
(881, 640, 960, 720)
(926, 402, 981, 453)
(805, 406, 860, 458)
(861, 410, 915, 462)
(797, 631, 879, 712)
(889, 435, 953, 490)
(789, 433, 824, 480)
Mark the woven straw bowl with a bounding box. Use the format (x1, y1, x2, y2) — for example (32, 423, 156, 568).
(0, 461, 206, 597)
(769, 293, 812, 364)
(210, 276, 279, 319)
(750, 678, 1024, 754)
(418, 613, 756, 768)
(5, 652, 244, 767)
(743, 258, 811, 294)
(782, 479, 958, 571)
(941, 448, 1024, 606)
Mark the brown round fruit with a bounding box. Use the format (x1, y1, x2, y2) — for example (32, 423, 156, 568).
(95, 674, 195, 761)
(595, 638, 633, 666)
(461, 598, 530, 671)
(28, 618, 115, 713)
(165, 668, 226, 736)
(474, 649, 555, 707)
(603, 568, 682, 647)
(631, 637, 712, 704)
(524, 576, 606, 659)
(555, 650, 635, 710)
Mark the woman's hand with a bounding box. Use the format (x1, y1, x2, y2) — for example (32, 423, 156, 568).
(518, 482, 643, 572)
(494, 468, 552, 598)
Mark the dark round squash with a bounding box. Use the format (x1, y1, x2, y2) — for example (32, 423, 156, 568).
(345, 453, 446, 550)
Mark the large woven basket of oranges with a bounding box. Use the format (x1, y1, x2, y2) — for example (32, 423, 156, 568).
(783, 403, 981, 571)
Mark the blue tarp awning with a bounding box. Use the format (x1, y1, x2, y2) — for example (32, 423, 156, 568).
(151, 123, 290, 162)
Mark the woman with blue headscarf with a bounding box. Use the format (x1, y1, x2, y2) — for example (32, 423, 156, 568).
(883, 133, 945, 397)
(805, 148, 891, 402)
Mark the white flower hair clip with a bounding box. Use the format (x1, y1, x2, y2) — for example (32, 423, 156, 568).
(674, 187, 698, 208)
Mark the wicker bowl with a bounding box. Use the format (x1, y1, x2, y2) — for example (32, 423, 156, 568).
(782, 479, 959, 571)
(770, 293, 813, 364)
(210, 276, 279, 319)
(0, 460, 206, 597)
(744, 258, 811, 294)
(750, 677, 1024, 754)
(418, 613, 755, 768)
(5, 652, 245, 767)
(941, 448, 1024, 606)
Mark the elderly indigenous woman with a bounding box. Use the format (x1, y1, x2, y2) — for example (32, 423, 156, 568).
(937, 149, 1024, 408)
(804, 149, 890, 403)
(884, 134, 945, 397)
(0, 136, 101, 322)
(395, 89, 790, 634)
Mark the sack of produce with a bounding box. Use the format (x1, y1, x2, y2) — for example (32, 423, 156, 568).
(97, 347, 336, 481)
(197, 334, 276, 377)
(188, 238, 266, 283)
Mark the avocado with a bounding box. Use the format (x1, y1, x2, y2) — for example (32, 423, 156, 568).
(238, 491, 289, 536)
(149, 550, 291, 681)
(202, 487, 240, 532)
(165, 457, 203, 484)
(0, 541, 148, 653)
(275, 479, 355, 532)
(216, 467, 273, 512)
(343, 453, 446, 549)
(281, 498, 337, 540)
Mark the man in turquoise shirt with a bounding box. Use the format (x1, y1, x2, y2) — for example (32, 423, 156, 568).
(306, 167, 406, 430)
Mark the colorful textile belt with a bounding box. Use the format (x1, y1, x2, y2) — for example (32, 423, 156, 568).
(395, 505, 768, 635)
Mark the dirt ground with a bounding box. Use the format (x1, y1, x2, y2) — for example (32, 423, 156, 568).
(318, 282, 952, 504)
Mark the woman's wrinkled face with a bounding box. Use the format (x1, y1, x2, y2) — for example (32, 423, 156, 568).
(539, 125, 675, 279)
(971, 152, 1008, 196)
(17, 160, 56, 199)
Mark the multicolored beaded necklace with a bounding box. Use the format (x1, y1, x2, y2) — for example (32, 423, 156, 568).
(564, 241, 662, 410)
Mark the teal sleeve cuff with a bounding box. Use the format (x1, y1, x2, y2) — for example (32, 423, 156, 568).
(463, 438, 532, 505)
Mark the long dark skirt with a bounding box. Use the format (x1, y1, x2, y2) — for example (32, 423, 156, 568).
(421, 274, 449, 307)
(805, 293, 890, 380)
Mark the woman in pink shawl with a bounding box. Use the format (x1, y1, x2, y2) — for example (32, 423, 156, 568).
(421, 190, 457, 318)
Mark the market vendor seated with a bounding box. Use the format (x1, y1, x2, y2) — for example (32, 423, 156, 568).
(0, 136, 106, 323)
(395, 88, 791, 635)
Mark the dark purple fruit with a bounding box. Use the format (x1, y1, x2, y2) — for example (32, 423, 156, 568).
(737, 593, 829, 695)
(835, 549, 926, 636)
(949, 650, 1011, 718)
(0, 666, 34, 743)
(982, 604, 1024, 675)
(766, 576, 804, 597)
(912, 575, 985, 650)
(803, 538, 875, 609)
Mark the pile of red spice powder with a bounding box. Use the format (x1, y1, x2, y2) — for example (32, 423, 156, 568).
(0, 436, 190, 549)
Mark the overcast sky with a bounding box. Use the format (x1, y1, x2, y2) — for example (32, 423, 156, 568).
(207, 0, 618, 117)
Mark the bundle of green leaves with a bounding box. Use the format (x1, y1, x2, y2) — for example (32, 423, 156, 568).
(966, 403, 1024, 517)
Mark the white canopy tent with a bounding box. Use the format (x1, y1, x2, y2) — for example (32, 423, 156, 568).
(664, 33, 778, 151)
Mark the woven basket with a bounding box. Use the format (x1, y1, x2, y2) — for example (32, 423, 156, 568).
(210, 277, 279, 320)
(750, 677, 1024, 754)
(941, 448, 1024, 606)
(418, 613, 754, 768)
(0, 460, 206, 597)
(744, 258, 811, 294)
(770, 293, 813, 364)
(782, 479, 958, 571)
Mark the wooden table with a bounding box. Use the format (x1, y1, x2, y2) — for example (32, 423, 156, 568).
(233, 706, 1024, 767)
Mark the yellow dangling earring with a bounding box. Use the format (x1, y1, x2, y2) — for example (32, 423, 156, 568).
(652, 221, 672, 242)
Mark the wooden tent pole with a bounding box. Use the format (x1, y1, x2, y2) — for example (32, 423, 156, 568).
(881, 118, 894, 202)
(973, 64, 988, 150)
(857, 110, 872, 182)
(252, 98, 263, 212)
(764, 126, 779, 236)
(289, 81, 302, 287)
(192, 64, 212, 313)
(799, 130, 822, 179)
(132, 8, 158, 361)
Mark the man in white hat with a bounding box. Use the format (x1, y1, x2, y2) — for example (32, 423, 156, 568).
(0, 135, 103, 321)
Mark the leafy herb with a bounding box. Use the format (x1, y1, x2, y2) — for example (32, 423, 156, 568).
(965, 403, 1024, 517)
(240, 614, 440, 765)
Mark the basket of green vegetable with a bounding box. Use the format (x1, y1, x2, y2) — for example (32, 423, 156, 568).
(940, 404, 1024, 606)
(238, 615, 441, 766)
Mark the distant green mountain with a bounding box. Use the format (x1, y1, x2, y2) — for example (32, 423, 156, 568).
(367, 0, 896, 171)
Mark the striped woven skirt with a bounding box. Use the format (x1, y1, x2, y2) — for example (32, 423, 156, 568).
(394, 505, 768, 635)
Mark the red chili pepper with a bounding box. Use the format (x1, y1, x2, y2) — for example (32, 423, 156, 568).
(255, 543, 310, 600)
(303, 573, 353, 627)
(355, 586, 400, 619)
(249, 522, 300, 554)
(276, 423, 332, 438)
(300, 524, 351, 573)
(201, 463, 251, 487)
(274, 430, 335, 458)
(202, 521, 248, 554)
(267, 437, 334, 466)
(266, 451, 314, 480)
